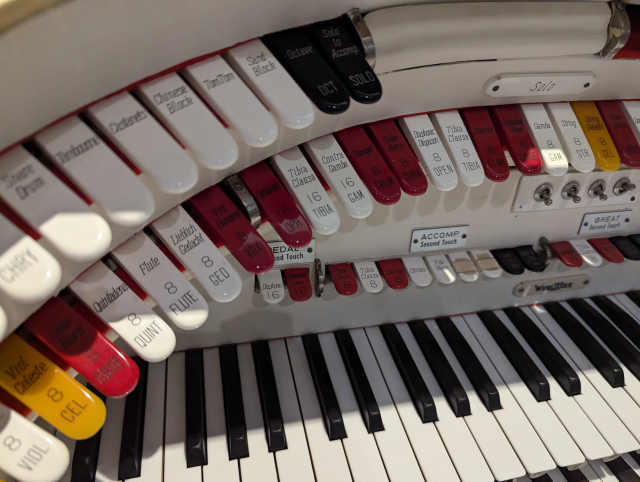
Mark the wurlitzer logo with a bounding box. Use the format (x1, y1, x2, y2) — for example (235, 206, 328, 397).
(534, 281, 572, 292)
(513, 275, 588, 297)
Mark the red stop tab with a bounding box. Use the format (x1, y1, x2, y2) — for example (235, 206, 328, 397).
(189, 185, 274, 274)
(549, 241, 583, 268)
(365, 120, 428, 196)
(24, 297, 140, 398)
(460, 107, 510, 182)
(335, 126, 402, 205)
(490, 105, 542, 176)
(588, 238, 625, 264)
(329, 263, 358, 296)
(239, 162, 313, 248)
(377, 259, 409, 290)
(596, 101, 640, 168)
(284, 267, 313, 302)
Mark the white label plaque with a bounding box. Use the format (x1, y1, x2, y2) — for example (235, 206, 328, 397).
(578, 211, 631, 235)
(268, 239, 315, 267)
(484, 73, 595, 98)
(410, 226, 468, 253)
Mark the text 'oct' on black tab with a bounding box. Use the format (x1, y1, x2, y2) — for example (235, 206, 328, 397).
(490, 248, 525, 275)
(308, 18, 382, 104)
(263, 29, 350, 114)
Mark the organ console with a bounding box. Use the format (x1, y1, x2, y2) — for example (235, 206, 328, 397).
(4, 0, 640, 481)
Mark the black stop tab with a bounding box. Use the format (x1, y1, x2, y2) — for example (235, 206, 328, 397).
(610, 236, 640, 261)
(263, 29, 350, 114)
(490, 248, 525, 275)
(308, 18, 382, 104)
(513, 245, 546, 273)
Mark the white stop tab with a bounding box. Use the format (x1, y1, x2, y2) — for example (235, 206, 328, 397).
(138, 73, 238, 171)
(569, 239, 603, 267)
(226, 39, 315, 130)
(258, 269, 285, 305)
(69, 261, 177, 362)
(151, 206, 242, 303)
(0, 147, 112, 262)
(425, 255, 456, 284)
(303, 135, 373, 219)
(401, 257, 433, 287)
(469, 249, 502, 278)
(87, 92, 199, 195)
(353, 261, 383, 293)
(545, 103, 595, 173)
(183, 55, 278, 148)
(447, 251, 479, 283)
(0, 404, 70, 482)
(0, 214, 61, 304)
(111, 232, 209, 330)
(34, 116, 156, 227)
(432, 110, 484, 187)
(271, 146, 341, 235)
(398, 115, 458, 191)
(520, 104, 569, 176)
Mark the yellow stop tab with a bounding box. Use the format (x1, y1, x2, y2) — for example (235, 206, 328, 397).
(571, 102, 621, 172)
(0, 335, 106, 440)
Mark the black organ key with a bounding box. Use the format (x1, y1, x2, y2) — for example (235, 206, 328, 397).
(606, 456, 640, 482)
(308, 18, 382, 104)
(263, 30, 350, 114)
(591, 296, 640, 349)
(490, 248, 525, 275)
(567, 298, 640, 382)
(184, 349, 208, 467)
(559, 466, 589, 482)
(544, 302, 625, 388)
(477, 311, 551, 402)
(334, 329, 385, 433)
(302, 334, 348, 440)
(118, 357, 148, 480)
(220, 344, 250, 460)
(435, 317, 501, 411)
(629, 233, 640, 249)
(71, 386, 105, 482)
(252, 340, 288, 452)
(503, 307, 581, 396)
(513, 245, 547, 273)
(610, 236, 640, 261)
(409, 320, 471, 417)
(379, 324, 438, 423)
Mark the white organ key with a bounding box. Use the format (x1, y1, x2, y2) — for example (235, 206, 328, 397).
(447, 252, 478, 283)
(425, 320, 525, 481)
(285, 337, 352, 482)
(0, 213, 61, 304)
(449, 316, 556, 477)
(350, 328, 429, 482)
(138, 73, 238, 171)
(271, 146, 340, 235)
(621, 101, 640, 144)
(94, 397, 126, 482)
(227, 40, 315, 130)
(495, 309, 613, 461)
(395, 322, 494, 482)
(0, 305, 6, 340)
(588, 459, 618, 482)
(545, 103, 595, 172)
(184, 55, 278, 148)
(530, 305, 640, 446)
(151, 206, 242, 303)
(202, 348, 240, 482)
(401, 257, 433, 287)
(54, 431, 75, 482)
(87, 92, 198, 195)
(569, 240, 603, 267)
(69, 261, 176, 363)
(0, 146, 112, 262)
(398, 115, 458, 191)
(469, 250, 502, 279)
(463, 313, 586, 469)
(0, 404, 70, 482)
(34, 116, 156, 227)
(353, 261, 383, 293)
(433, 110, 484, 187)
(164, 353, 201, 482)
(303, 135, 373, 219)
(522, 305, 638, 456)
(317, 333, 388, 482)
(257, 270, 285, 305)
(237, 343, 279, 482)
(425, 255, 456, 284)
(364, 326, 461, 482)
(269, 339, 315, 482)
(520, 104, 569, 176)
(111, 232, 209, 330)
